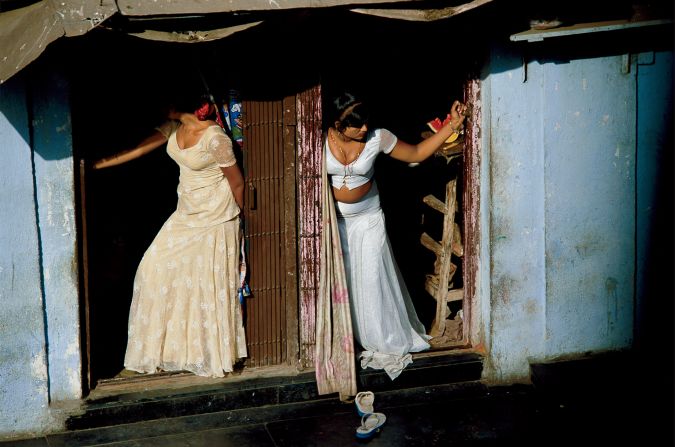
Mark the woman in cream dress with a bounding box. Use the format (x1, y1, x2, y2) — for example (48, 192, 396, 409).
(94, 97, 247, 377)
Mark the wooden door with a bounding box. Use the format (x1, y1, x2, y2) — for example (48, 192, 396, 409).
(241, 97, 298, 367)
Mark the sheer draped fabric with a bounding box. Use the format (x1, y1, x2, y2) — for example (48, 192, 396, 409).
(315, 156, 357, 401)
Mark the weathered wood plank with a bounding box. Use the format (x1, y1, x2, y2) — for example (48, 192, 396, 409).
(446, 288, 464, 302)
(420, 232, 442, 256)
(424, 272, 459, 303)
(436, 182, 457, 293)
(283, 94, 299, 367)
(423, 194, 448, 214)
(461, 78, 481, 346)
(452, 222, 464, 257)
(430, 179, 457, 337)
(117, 0, 422, 16)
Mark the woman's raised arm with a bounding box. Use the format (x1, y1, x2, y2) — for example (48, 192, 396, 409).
(388, 100, 468, 164)
(93, 130, 168, 170)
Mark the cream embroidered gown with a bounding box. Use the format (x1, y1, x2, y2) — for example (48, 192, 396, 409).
(123, 121, 247, 378)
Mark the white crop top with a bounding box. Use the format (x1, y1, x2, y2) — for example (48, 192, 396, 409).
(326, 128, 397, 190)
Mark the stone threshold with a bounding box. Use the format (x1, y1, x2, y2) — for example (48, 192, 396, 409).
(54, 380, 489, 447)
(66, 350, 484, 431)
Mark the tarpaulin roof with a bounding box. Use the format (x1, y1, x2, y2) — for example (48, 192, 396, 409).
(0, 0, 493, 84)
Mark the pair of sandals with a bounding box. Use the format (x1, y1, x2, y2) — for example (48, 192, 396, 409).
(354, 391, 387, 440)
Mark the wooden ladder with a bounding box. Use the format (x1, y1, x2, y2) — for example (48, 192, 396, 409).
(420, 178, 464, 339)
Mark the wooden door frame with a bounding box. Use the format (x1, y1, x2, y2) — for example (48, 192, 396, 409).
(282, 94, 300, 366)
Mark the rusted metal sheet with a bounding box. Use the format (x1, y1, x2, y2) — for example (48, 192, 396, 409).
(462, 78, 481, 345)
(0, 0, 117, 84)
(124, 21, 263, 43)
(0, 0, 495, 85)
(296, 85, 323, 368)
(242, 99, 288, 368)
(0, 2, 62, 85)
(117, 0, 421, 16)
(58, 0, 117, 36)
(351, 0, 493, 21)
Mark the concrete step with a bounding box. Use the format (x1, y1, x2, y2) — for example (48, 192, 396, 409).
(52, 380, 489, 447)
(66, 351, 484, 431)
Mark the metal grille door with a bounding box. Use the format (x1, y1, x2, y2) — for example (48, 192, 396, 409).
(241, 98, 294, 367)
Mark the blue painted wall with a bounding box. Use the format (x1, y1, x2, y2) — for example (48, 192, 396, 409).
(480, 41, 672, 382)
(32, 67, 82, 403)
(0, 73, 52, 437)
(0, 65, 80, 439)
(542, 54, 636, 355)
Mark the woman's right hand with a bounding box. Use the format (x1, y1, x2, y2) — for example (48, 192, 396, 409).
(91, 157, 112, 170)
(81, 158, 101, 171)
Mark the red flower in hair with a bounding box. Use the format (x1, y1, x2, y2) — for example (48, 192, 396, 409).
(194, 101, 212, 121)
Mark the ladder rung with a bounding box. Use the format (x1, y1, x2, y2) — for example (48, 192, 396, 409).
(425, 276, 464, 303)
(420, 232, 442, 256)
(452, 223, 464, 257)
(422, 194, 448, 214)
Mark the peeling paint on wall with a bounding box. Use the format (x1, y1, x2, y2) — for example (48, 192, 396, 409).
(605, 276, 619, 335)
(296, 85, 322, 368)
(30, 353, 48, 382)
(31, 68, 82, 406)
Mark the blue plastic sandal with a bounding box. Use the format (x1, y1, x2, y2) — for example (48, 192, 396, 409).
(355, 412, 386, 439)
(354, 391, 375, 416)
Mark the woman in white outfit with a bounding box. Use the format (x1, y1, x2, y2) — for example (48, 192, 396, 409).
(323, 91, 467, 379)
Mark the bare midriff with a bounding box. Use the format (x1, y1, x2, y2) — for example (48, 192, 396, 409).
(332, 180, 372, 204)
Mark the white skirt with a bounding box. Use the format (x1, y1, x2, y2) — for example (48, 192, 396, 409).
(336, 183, 430, 379)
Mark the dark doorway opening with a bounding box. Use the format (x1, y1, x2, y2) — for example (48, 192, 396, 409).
(69, 24, 317, 388)
(68, 8, 482, 392)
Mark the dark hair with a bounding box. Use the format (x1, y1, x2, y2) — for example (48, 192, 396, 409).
(330, 91, 370, 132)
(169, 93, 213, 113)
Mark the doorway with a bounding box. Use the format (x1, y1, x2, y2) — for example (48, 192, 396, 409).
(70, 9, 482, 392)
(70, 31, 305, 390)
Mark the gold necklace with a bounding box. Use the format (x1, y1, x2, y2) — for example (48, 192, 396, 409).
(329, 130, 364, 187)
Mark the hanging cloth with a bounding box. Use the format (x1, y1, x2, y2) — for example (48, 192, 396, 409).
(315, 153, 357, 401)
(228, 89, 244, 147)
(238, 224, 250, 304)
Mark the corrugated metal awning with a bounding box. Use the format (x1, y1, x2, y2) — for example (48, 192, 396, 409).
(0, 0, 493, 84)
